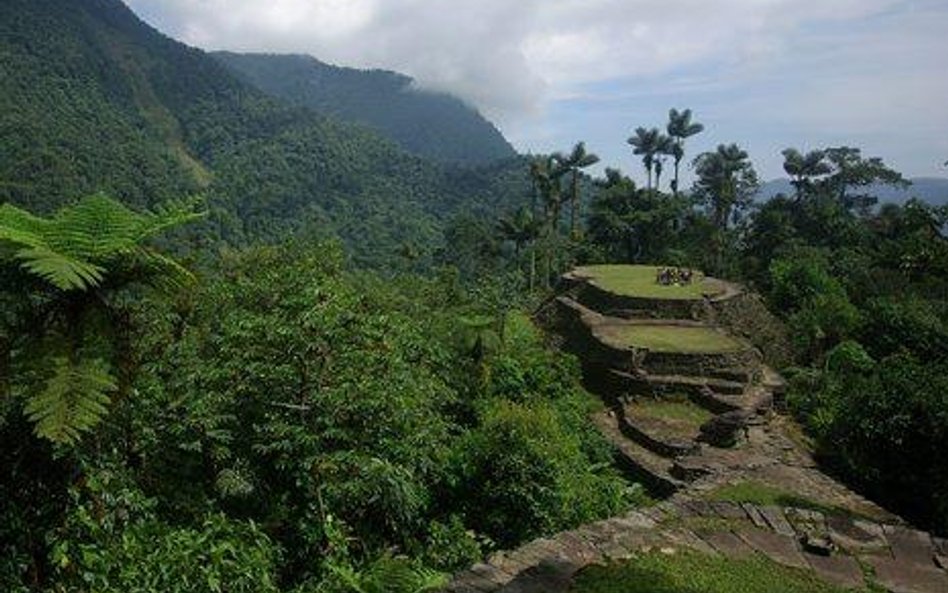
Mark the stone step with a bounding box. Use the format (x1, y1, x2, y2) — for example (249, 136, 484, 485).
(591, 411, 686, 497)
(690, 384, 774, 416)
(608, 369, 747, 397)
(619, 411, 702, 459)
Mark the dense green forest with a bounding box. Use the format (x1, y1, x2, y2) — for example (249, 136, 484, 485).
(2, 1, 948, 591)
(0, 0, 530, 269)
(212, 52, 516, 166)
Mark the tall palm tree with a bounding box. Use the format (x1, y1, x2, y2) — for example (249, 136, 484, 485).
(627, 127, 662, 191)
(558, 142, 600, 239)
(653, 134, 674, 193)
(782, 148, 831, 201)
(0, 193, 204, 444)
(666, 108, 704, 196)
(497, 206, 542, 289)
(693, 144, 758, 272)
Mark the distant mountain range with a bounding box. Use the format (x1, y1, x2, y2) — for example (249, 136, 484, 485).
(0, 0, 528, 268)
(212, 52, 516, 166)
(756, 177, 948, 206)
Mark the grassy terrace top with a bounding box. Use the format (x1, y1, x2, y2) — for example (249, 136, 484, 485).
(600, 324, 746, 353)
(575, 264, 722, 300)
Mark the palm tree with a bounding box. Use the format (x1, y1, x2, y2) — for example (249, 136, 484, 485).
(666, 108, 704, 195)
(693, 144, 758, 273)
(653, 134, 674, 193)
(528, 156, 567, 287)
(497, 206, 542, 289)
(782, 148, 831, 200)
(627, 127, 663, 191)
(558, 142, 600, 239)
(0, 193, 204, 444)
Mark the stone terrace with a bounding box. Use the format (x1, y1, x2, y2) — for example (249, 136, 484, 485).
(442, 266, 946, 593)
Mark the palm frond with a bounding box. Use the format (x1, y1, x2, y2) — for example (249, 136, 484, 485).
(23, 356, 116, 445)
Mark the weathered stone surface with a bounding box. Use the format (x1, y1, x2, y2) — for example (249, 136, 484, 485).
(737, 528, 809, 570)
(758, 506, 796, 537)
(804, 554, 865, 589)
(866, 556, 948, 593)
(800, 533, 836, 557)
(469, 563, 514, 585)
(702, 531, 754, 558)
(828, 516, 888, 552)
(741, 503, 770, 529)
(710, 500, 747, 520)
(699, 410, 752, 447)
(551, 532, 604, 565)
(663, 527, 719, 555)
(886, 525, 937, 568)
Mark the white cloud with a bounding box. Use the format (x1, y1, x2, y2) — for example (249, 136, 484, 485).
(126, 0, 948, 178)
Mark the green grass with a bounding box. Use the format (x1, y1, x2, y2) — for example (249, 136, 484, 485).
(569, 549, 868, 593)
(632, 399, 713, 428)
(604, 324, 745, 353)
(704, 480, 871, 520)
(576, 264, 719, 300)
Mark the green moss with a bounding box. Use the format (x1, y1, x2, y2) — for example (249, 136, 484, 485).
(576, 264, 719, 300)
(631, 399, 713, 428)
(604, 324, 745, 353)
(569, 549, 868, 593)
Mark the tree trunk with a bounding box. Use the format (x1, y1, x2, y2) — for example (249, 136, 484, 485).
(570, 169, 579, 239)
(529, 246, 536, 291)
(673, 155, 681, 196)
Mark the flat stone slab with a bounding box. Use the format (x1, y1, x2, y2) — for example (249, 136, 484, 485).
(737, 528, 809, 569)
(805, 554, 865, 589)
(758, 505, 796, 537)
(886, 525, 937, 568)
(866, 556, 948, 593)
(826, 516, 884, 550)
(702, 531, 754, 558)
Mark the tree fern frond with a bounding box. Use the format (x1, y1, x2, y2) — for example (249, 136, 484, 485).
(139, 195, 208, 241)
(23, 356, 116, 445)
(15, 246, 105, 290)
(132, 246, 196, 291)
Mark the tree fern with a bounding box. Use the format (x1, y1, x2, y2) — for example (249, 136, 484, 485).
(0, 193, 205, 291)
(1, 193, 204, 444)
(23, 356, 116, 445)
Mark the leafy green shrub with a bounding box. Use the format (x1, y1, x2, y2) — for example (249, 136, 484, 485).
(452, 400, 627, 547)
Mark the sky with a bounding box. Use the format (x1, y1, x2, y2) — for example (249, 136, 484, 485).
(126, 0, 948, 184)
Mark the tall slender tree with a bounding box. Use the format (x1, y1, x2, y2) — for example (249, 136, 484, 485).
(627, 127, 663, 191)
(558, 142, 600, 239)
(692, 144, 758, 273)
(496, 206, 542, 289)
(666, 108, 704, 196)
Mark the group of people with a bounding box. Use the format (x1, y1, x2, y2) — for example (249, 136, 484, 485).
(656, 266, 694, 286)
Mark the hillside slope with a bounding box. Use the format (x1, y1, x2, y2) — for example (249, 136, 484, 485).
(213, 52, 516, 166)
(0, 0, 528, 267)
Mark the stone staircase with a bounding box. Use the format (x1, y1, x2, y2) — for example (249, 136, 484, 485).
(444, 498, 948, 593)
(441, 268, 947, 593)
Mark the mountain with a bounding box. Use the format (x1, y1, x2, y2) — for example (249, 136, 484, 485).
(0, 0, 528, 268)
(755, 177, 948, 206)
(213, 52, 516, 166)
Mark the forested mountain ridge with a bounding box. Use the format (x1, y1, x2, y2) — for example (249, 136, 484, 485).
(0, 0, 529, 267)
(757, 177, 948, 206)
(213, 52, 517, 166)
